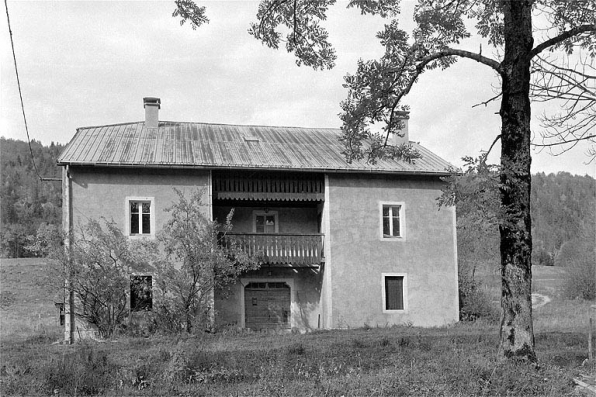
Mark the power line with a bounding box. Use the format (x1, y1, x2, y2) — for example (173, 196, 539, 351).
(4, 0, 43, 182)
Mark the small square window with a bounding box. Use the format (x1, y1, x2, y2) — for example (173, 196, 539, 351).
(381, 204, 402, 238)
(131, 275, 152, 312)
(253, 211, 278, 234)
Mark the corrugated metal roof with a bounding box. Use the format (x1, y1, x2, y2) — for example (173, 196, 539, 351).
(57, 121, 453, 175)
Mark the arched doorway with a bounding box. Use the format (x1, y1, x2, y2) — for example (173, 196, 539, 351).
(244, 282, 291, 331)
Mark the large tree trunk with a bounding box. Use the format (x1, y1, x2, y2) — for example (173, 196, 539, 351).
(498, 0, 536, 362)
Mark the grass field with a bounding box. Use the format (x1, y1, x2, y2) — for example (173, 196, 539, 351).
(0, 258, 63, 341)
(1, 258, 595, 396)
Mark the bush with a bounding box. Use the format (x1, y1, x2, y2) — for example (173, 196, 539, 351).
(42, 344, 118, 396)
(557, 238, 596, 300)
(458, 269, 499, 322)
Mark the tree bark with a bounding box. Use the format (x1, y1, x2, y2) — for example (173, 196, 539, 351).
(497, 0, 536, 362)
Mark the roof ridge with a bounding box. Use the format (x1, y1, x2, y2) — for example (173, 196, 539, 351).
(77, 121, 143, 130)
(77, 120, 342, 131)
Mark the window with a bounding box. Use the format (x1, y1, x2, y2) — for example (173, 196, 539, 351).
(382, 274, 407, 312)
(380, 202, 405, 239)
(130, 201, 151, 234)
(126, 197, 154, 237)
(131, 275, 152, 312)
(253, 211, 278, 233)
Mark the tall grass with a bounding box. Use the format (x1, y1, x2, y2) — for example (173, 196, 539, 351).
(1, 326, 587, 396)
(2, 260, 593, 396)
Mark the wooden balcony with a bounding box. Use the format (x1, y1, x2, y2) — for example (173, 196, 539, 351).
(221, 233, 324, 267)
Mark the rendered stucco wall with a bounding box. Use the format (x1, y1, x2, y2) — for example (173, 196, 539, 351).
(215, 267, 323, 331)
(68, 167, 211, 234)
(327, 173, 458, 327)
(64, 166, 211, 340)
(213, 206, 319, 234)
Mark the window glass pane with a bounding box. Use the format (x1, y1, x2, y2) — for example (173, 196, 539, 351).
(142, 214, 151, 234)
(142, 202, 151, 214)
(385, 276, 404, 310)
(392, 215, 400, 237)
(264, 215, 275, 233)
(383, 217, 390, 236)
(382, 206, 389, 217)
(130, 202, 139, 214)
(256, 215, 265, 233)
(131, 213, 139, 234)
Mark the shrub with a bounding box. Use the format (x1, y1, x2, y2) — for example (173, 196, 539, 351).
(42, 344, 118, 396)
(287, 343, 305, 355)
(153, 189, 259, 334)
(459, 268, 499, 322)
(557, 238, 596, 300)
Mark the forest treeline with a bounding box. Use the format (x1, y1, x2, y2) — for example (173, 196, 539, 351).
(1, 138, 63, 257)
(1, 137, 594, 265)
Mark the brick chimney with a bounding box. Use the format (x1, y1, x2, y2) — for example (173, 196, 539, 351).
(143, 97, 161, 128)
(388, 111, 409, 146)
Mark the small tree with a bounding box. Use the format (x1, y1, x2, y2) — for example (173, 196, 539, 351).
(556, 218, 596, 301)
(440, 157, 500, 321)
(154, 189, 258, 333)
(28, 218, 157, 338)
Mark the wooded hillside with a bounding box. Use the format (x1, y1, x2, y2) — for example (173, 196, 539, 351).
(0, 138, 594, 265)
(531, 171, 595, 266)
(1, 138, 63, 257)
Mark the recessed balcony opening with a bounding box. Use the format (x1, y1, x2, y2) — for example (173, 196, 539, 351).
(213, 170, 325, 268)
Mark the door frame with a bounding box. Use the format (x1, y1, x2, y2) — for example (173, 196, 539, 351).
(240, 278, 295, 329)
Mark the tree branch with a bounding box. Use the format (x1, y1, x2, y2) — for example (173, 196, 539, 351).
(483, 134, 502, 161)
(530, 24, 596, 59)
(473, 93, 503, 108)
(416, 47, 503, 75)
(533, 134, 596, 147)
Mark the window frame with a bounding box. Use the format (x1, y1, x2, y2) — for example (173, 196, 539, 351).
(252, 210, 279, 234)
(126, 197, 155, 238)
(379, 201, 406, 241)
(381, 273, 408, 313)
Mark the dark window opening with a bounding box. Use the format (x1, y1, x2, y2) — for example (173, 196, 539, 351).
(385, 276, 404, 310)
(131, 275, 152, 311)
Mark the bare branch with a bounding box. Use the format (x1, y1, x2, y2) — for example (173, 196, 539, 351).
(533, 134, 596, 147)
(483, 134, 502, 162)
(531, 53, 596, 160)
(473, 93, 503, 108)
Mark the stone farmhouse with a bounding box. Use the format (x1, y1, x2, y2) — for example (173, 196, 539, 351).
(57, 97, 458, 340)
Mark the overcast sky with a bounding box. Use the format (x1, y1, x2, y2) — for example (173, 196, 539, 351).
(1, 1, 594, 177)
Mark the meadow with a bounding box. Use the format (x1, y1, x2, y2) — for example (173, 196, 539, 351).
(1, 258, 594, 396)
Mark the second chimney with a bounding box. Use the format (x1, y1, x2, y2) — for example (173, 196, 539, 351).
(143, 97, 161, 128)
(388, 111, 409, 146)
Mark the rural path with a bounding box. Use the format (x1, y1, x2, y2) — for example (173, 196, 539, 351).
(531, 293, 551, 308)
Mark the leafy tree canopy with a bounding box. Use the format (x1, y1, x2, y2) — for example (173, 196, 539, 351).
(171, 0, 595, 362)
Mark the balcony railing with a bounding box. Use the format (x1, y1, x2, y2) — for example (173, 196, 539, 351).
(221, 233, 324, 267)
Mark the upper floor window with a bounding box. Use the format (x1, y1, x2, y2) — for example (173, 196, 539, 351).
(127, 197, 154, 237)
(253, 210, 278, 233)
(381, 203, 404, 239)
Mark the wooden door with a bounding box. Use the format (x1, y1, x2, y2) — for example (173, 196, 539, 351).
(245, 282, 290, 331)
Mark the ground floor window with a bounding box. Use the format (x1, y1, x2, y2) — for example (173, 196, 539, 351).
(131, 275, 152, 311)
(383, 274, 406, 311)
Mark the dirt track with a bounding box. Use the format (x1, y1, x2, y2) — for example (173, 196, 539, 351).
(531, 293, 551, 308)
